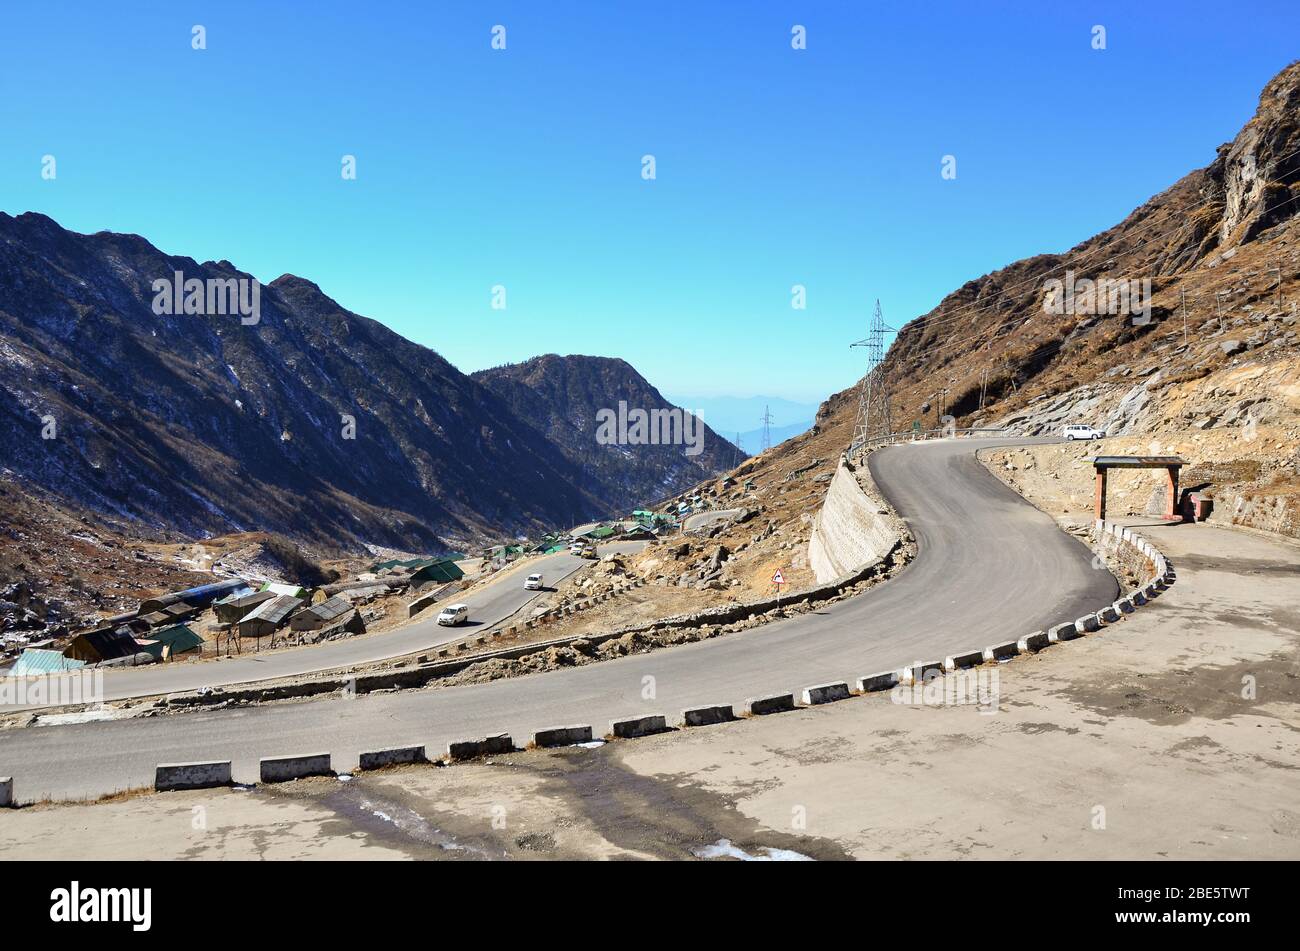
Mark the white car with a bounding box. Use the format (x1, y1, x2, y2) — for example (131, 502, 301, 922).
(436, 603, 469, 626)
(524, 573, 544, 591)
(1062, 424, 1105, 441)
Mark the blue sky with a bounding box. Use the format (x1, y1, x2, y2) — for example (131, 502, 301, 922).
(2, 2, 1296, 403)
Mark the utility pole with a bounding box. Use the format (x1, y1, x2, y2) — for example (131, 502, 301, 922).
(760, 406, 773, 453)
(932, 387, 949, 422)
(849, 299, 897, 453)
(1277, 261, 1285, 308)
(978, 368, 988, 410)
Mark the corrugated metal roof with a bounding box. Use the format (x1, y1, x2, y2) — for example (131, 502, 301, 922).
(8, 648, 86, 677)
(241, 595, 303, 626)
(305, 596, 352, 623)
(226, 591, 275, 609)
(260, 582, 308, 599)
(140, 578, 249, 612)
(214, 586, 259, 606)
(75, 627, 146, 662)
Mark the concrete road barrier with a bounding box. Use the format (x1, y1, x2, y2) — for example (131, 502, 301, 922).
(1098, 605, 1121, 623)
(533, 724, 593, 748)
(446, 733, 513, 761)
(154, 761, 233, 792)
(1130, 590, 1148, 606)
(1048, 621, 1080, 643)
(943, 650, 985, 671)
(855, 671, 899, 692)
(1075, 614, 1102, 634)
(1017, 630, 1050, 652)
(1116, 597, 1136, 615)
(981, 641, 1020, 662)
(801, 682, 851, 705)
(610, 714, 669, 738)
(260, 753, 333, 783)
(0, 777, 12, 808)
(681, 704, 735, 727)
(358, 746, 426, 771)
(744, 693, 796, 715)
(899, 661, 945, 685)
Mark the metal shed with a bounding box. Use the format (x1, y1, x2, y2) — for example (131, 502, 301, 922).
(139, 578, 250, 613)
(213, 590, 276, 624)
(289, 596, 354, 632)
(236, 595, 303, 638)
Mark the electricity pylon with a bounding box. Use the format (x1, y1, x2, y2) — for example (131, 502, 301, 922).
(849, 299, 896, 455)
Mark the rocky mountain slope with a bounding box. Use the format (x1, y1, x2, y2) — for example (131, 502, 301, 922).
(472, 354, 736, 514)
(760, 62, 1297, 502)
(860, 60, 1300, 447)
(689, 61, 1300, 549)
(0, 214, 716, 554)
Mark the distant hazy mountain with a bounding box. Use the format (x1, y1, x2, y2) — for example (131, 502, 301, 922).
(667, 394, 817, 453)
(0, 213, 721, 551)
(473, 355, 735, 510)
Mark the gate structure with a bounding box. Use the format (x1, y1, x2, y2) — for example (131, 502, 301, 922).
(1089, 455, 1186, 521)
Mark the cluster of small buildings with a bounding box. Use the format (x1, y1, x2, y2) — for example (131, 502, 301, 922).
(0, 557, 470, 676)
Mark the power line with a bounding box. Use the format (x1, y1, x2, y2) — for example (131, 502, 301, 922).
(849, 299, 897, 454)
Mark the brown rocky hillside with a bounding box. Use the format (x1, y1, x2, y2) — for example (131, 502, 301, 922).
(676, 61, 1300, 549)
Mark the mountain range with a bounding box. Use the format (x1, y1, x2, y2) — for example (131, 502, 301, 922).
(0, 214, 729, 552)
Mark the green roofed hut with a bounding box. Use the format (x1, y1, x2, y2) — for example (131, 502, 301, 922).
(409, 558, 465, 585)
(139, 624, 205, 661)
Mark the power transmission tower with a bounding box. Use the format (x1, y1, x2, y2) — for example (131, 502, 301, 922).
(734, 431, 743, 468)
(849, 299, 897, 455)
(760, 406, 773, 453)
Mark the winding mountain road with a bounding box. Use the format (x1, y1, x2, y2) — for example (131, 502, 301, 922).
(0, 439, 1119, 802)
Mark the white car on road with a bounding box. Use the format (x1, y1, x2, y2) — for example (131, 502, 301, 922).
(524, 573, 544, 591)
(1062, 424, 1105, 441)
(436, 603, 469, 626)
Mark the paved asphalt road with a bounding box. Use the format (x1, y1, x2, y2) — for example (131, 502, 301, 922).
(682, 508, 744, 533)
(0, 439, 1119, 802)
(5, 542, 643, 707)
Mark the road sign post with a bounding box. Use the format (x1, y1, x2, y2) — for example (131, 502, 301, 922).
(772, 568, 785, 611)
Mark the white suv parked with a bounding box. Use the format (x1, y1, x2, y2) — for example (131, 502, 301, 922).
(524, 573, 544, 591)
(1062, 424, 1104, 441)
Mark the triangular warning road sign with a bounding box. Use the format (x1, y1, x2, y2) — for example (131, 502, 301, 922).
(771, 568, 785, 585)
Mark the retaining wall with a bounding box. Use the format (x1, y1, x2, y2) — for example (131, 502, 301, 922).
(808, 458, 904, 584)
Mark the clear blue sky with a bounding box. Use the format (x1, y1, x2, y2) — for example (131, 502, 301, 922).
(2, 1, 1296, 403)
